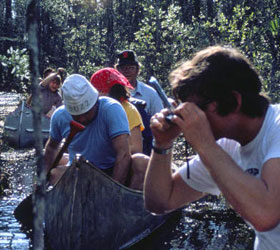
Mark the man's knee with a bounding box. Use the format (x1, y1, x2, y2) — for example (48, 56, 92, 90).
(58, 153, 69, 166)
(131, 153, 149, 174)
(49, 165, 68, 185)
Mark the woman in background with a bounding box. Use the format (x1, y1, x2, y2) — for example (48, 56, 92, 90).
(90, 68, 144, 154)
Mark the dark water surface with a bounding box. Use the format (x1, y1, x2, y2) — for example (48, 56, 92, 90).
(0, 92, 254, 250)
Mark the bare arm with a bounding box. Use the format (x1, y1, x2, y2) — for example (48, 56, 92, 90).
(111, 134, 131, 184)
(172, 102, 280, 231)
(144, 148, 203, 214)
(40, 72, 58, 87)
(198, 144, 280, 232)
(129, 126, 143, 154)
(144, 109, 203, 214)
(44, 137, 60, 173)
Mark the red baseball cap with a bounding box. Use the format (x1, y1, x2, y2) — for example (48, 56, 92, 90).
(90, 68, 134, 94)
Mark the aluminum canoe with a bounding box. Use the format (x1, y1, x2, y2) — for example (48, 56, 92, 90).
(45, 156, 177, 250)
(3, 101, 50, 149)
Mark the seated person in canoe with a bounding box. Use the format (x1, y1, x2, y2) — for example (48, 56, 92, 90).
(115, 50, 164, 155)
(90, 67, 144, 154)
(44, 74, 149, 190)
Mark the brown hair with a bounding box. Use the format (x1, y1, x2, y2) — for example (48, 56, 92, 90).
(108, 84, 130, 102)
(43, 67, 55, 79)
(170, 46, 269, 117)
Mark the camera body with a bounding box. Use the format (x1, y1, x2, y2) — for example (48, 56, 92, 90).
(165, 112, 175, 124)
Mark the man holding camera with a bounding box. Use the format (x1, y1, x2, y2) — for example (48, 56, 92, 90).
(144, 46, 280, 250)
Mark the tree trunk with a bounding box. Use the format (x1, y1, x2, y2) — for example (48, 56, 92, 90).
(3, 0, 12, 51)
(155, 0, 161, 51)
(26, 0, 45, 249)
(5, 0, 12, 29)
(193, 0, 201, 19)
(207, 0, 214, 20)
(105, 0, 115, 66)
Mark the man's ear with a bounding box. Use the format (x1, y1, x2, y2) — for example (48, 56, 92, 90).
(208, 101, 219, 113)
(232, 91, 242, 113)
(208, 91, 241, 114)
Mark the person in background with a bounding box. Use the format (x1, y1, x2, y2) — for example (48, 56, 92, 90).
(115, 50, 164, 116)
(26, 67, 55, 106)
(27, 67, 65, 118)
(42, 67, 55, 80)
(115, 50, 164, 155)
(40, 71, 63, 118)
(45, 74, 148, 190)
(90, 68, 144, 154)
(144, 46, 280, 250)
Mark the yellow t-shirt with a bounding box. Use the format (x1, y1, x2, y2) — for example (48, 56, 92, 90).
(121, 101, 145, 132)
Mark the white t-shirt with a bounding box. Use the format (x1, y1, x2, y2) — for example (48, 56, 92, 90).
(178, 104, 280, 250)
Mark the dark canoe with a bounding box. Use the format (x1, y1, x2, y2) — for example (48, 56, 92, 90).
(3, 101, 50, 149)
(45, 156, 175, 250)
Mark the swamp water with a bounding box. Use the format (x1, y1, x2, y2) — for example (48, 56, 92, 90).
(0, 92, 254, 249)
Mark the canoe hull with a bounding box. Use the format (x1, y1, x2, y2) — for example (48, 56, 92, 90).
(45, 157, 172, 250)
(3, 102, 50, 149)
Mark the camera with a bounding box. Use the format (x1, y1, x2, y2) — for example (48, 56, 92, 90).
(165, 112, 175, 124)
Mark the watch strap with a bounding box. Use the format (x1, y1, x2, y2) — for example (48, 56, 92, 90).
(152, 140, 173, 155)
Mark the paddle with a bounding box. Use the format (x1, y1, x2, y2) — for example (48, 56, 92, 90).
(147, 76, 175, 123)
(148, 76, 193, 178)
(46, 120, 85, 180)
(147, 76, 173, 109)
(14, 120, 85, 225)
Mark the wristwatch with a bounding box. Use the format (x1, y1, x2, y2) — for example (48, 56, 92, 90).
(152, 140, 173, 155)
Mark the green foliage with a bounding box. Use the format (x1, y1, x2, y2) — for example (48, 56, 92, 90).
(0, 47, 30, 92)
(133, 4, 194, 95)
(0, 0, 280, 101)
(270, 18, 280, 37)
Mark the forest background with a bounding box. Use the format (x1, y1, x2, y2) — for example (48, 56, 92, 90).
(0, 0, 279, 101)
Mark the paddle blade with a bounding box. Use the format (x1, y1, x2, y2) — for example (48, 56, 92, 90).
(14, 195, 34, 228)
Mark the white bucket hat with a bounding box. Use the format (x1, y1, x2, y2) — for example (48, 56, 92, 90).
(62, 74, 99, 115)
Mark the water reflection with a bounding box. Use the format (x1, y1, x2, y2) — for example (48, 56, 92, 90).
(128, 195, 254, 250)
(0, 198, 30, 249)
(0, 93, 34, 249)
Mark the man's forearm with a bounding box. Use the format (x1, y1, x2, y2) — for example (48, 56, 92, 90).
(112, 152, 131, 184)
(144, 150, 173, 213)
(44, 138, 60, 173)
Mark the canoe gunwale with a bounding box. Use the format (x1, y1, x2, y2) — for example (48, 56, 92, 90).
(48, 155, 143, 196)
